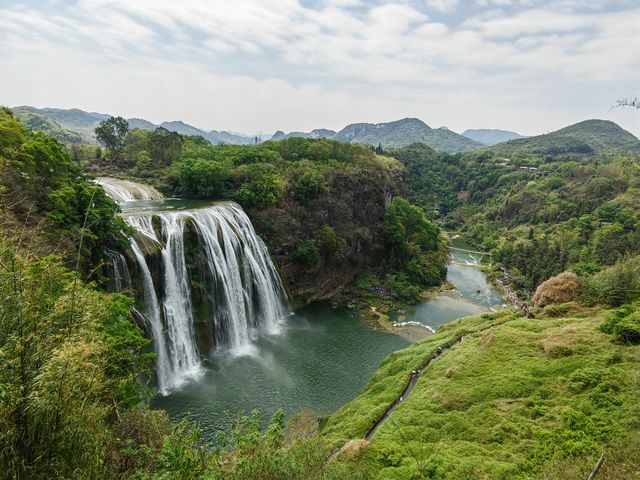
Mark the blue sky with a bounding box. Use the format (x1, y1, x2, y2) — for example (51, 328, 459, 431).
(1, 0, 638, 137)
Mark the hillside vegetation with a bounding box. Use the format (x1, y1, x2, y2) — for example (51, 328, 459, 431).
(0, 108, 127, 272)
(322, 306, 640, 479)
(79, 124, 448, 305)
(489, 119, 639, 158)
(393, 119, 640, 300)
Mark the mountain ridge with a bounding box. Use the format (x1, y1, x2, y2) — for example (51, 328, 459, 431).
(11, 106, 255, 146)
(273, 117, 482, 153)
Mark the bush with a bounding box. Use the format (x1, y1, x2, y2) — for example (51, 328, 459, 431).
(612, 311, 640, 344)
(293, 239, 320, 267)
(581, 256, 640, 306)
(532, 271, 581, 307)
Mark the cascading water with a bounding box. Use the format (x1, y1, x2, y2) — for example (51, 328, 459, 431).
(99, 178, 290, 394)
(96, 177, 163, 202)
(105, 249, 132, 292)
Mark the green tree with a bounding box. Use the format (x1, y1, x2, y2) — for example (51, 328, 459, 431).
(149, 126, 182, 165)
(94, 116, 129, 162)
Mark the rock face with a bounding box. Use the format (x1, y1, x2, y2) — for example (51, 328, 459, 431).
(533, 271, 581, 307)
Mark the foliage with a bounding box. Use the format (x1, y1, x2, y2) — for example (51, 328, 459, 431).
(601, 302, 640, 344)
(580, 256, 640, 307)
(393, 140, 640, 298)
(292, 239, 320, 267)
(0, 247, 152, 479)
(0, 108, 128, 273)
(532, 271, 581, 307)
(95, 116, 129, 161)
(383, 198, 446, 300)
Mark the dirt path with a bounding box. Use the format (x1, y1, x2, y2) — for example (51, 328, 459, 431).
(362, 311, 524, 441)
(363, 335, 465, 440)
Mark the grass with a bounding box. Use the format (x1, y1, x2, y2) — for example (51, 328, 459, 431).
(322, 306, 640, 479)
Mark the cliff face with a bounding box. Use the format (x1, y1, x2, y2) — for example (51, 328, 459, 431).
(250, 159, 404, 305)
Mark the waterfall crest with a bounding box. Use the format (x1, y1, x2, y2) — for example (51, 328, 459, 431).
(97, 177, 164, 202)
(100, 179, 290, 394)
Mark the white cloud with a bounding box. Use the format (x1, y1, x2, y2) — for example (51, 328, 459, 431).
(0, 0, 638, 137)
(423, 0, 459, 12)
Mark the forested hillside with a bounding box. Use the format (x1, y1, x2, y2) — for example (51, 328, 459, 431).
(0, 108, 127, 271)
(78, 122, 448, 305)
(394, 120, 640, 302)
(489, 119, 640, 158)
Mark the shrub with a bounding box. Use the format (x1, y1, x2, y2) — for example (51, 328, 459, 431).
(581, 256, 640, 306)
(612, 311, 640, 344)
(532, 271, 581, 307)
(293, 239, 320, 267)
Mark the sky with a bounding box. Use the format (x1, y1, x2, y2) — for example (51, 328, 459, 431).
(1, 0, 639, 137)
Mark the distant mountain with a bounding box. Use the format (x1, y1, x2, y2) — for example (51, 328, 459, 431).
(273, 118, 481, 152)
(462, 128, 524, 146)
(12, 106, 110, 144)
(270, 128, 337, 141)
(127, 118, 157, 131)
(10, 106, 254, 145)
(489, 119, 640, 157)
(12, 106, 84, 144)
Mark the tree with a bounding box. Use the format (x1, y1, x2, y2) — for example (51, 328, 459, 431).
(95, 116, 129, 161)
(149, 127, 182, 165)
(614, 96, 640, 109)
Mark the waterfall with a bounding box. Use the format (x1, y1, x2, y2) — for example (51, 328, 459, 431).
(105, 249, 132, 292)
(96, 177, 163, 202)
(123, 203, 289, 393)
(99, 179, 290, 394)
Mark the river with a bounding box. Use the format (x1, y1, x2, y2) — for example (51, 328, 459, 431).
(100, 179, 504, 440)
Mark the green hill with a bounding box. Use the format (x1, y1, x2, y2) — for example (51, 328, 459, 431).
(489, 119, 640, 157)
(10, 106, 254, 145)
(322, 307, 640, 479)
(12, 106, 86, 144)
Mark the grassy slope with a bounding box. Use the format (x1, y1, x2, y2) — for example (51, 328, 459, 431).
(323, 307, 640, 479)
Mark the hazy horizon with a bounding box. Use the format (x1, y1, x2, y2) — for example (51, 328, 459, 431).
(2, 1, 639, 137)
